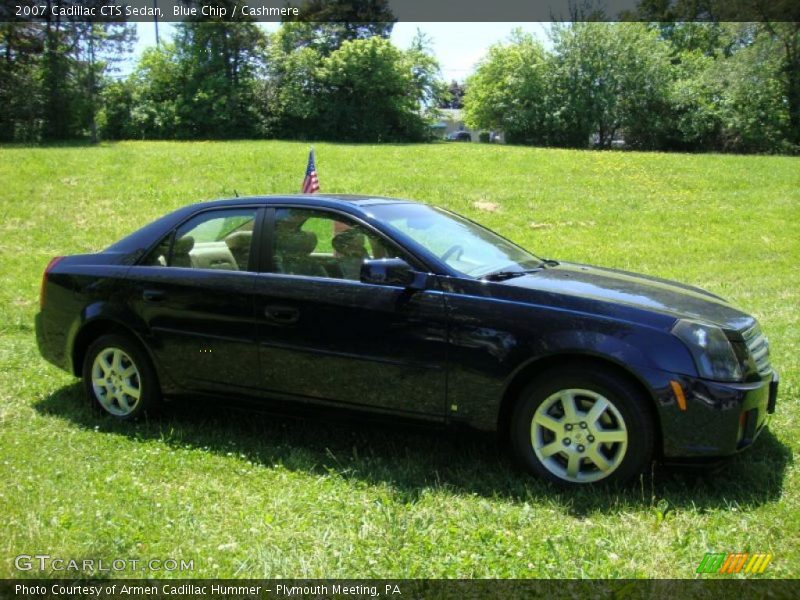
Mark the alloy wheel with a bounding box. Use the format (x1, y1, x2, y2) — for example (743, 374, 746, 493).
(91, 347, 142, 417)
(530, 388, 628, 483)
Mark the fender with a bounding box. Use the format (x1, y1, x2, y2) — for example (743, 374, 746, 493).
(67, 301, 179, 393)
(497, 333, 666, 418)
(447, 316, 697, 431)
(511, 326, 698, 380)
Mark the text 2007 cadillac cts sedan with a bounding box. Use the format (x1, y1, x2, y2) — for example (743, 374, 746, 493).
(35, 195, 779, 486)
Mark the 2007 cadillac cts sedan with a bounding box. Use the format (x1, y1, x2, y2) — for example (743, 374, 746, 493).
(35, 195, 779, 486)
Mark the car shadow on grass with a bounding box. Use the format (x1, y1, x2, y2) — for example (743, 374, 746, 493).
(36, 382, 792, 516)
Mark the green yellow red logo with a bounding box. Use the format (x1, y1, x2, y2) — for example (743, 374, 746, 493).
(696, 552, 772, 574)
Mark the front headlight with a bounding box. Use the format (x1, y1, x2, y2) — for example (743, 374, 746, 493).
(671, 319, 743, 382)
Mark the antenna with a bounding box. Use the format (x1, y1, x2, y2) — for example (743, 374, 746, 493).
(234, 190, 240, 197)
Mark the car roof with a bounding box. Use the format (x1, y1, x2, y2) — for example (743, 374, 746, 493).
(195, 194, 417, 211)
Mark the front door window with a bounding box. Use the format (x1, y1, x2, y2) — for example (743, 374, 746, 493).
(271, 208, 408, 280)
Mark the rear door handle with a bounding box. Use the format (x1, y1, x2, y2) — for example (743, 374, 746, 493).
(143, 290, 166, 303)
(264, 305, 300, 325)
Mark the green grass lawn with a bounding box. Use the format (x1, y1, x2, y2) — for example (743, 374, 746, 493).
(0, 141, 798, 579)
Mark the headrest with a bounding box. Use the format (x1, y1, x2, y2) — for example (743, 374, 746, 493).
(333, 229, 367, 256)
(279, 230, 317, 255)
(174, 235, 194, 255)
(225, 231, 252, 250)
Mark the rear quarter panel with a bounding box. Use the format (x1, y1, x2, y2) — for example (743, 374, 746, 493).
(37, 258, 145, 376)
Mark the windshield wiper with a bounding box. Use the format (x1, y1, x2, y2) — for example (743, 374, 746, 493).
(481, 269, 541, 281)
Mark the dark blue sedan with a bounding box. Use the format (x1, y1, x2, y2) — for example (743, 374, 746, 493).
(35, 195, 778, 486)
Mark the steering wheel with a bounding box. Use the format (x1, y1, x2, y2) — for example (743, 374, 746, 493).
(440, 244, 464, 262)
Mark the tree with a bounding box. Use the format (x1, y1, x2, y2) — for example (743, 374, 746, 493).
(171, 20, 267, 139)
(74, 21, 136, 142)
(0, 22, 44, 142)
(715, 32, 792, 152)
(98, 78, 136, 140)
(463, 31, 552, 145)
(657, 50, 724, 151)
(406, 29, 447, 112)
(265, 27, 441, 142)
(759, 21, 800, 147)
(37, 2, 135, 141)
(282, 0, 395, 55)
(262, 40, 323, 138)
(650, 21, 748, 58)
(634, 1, 800, 152)
(317, 36, 433, 141)
(440, 81, 466, 109)
(0, 6, 134, 143)
(117, 44, 183, 139)
(549, 23, 673, 148)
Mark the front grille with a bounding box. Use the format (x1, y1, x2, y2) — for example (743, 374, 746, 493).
(742, 323, 772, 376)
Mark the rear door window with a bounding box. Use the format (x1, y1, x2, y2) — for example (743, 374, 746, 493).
(142, 208, 258, 271)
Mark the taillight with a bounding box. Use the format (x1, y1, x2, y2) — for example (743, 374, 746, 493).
(39, 256, 64, 311)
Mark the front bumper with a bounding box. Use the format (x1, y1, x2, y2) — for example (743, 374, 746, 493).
(639, 366, 778, 458)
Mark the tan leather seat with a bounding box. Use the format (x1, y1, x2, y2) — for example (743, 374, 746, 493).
(172, 236, 194, 268)
(332, 229, 368, 280)
(189, 242, 238, 270)
(275, 230, 326, 277)
(225, 231, 252, 270)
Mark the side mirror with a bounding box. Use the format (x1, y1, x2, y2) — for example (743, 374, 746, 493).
(360, 258, 427, 290)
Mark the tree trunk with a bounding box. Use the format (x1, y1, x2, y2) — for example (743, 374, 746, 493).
(89, 30, 97, 144)
(43, 5, 69, 141)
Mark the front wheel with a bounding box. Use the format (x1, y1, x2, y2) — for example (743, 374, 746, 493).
(82, 333, 160, 420)
(511, 366, 654, 486)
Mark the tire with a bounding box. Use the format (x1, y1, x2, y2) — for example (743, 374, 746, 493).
(82, 333, 160, 420)
(510, 365, 654, 486)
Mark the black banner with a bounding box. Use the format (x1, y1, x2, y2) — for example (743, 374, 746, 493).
(2, 0, 799, 23)
(3, 579, 800, 600)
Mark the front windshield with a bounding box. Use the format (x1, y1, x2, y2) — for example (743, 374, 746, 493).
(368, 203, 542, 278)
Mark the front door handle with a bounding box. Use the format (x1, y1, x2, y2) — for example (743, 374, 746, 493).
(264, 305, 300, 325)
(143, 290, 166, 303)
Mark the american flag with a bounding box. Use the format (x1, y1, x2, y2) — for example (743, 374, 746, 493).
(301, 149, 320, 194)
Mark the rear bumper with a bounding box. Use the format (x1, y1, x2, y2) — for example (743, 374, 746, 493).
(35, 311, 70, 372)
(639, 366, 778, 459)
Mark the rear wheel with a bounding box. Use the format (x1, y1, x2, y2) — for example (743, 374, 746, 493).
(511, 366, 654, 486)
(82, 334, 160, 420)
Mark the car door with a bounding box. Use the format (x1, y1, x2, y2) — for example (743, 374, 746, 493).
(253, 206, 448, 416)
(127, 206, 262, 394)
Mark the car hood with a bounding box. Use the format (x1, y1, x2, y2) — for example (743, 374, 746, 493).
(500, 262, 755, 332)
